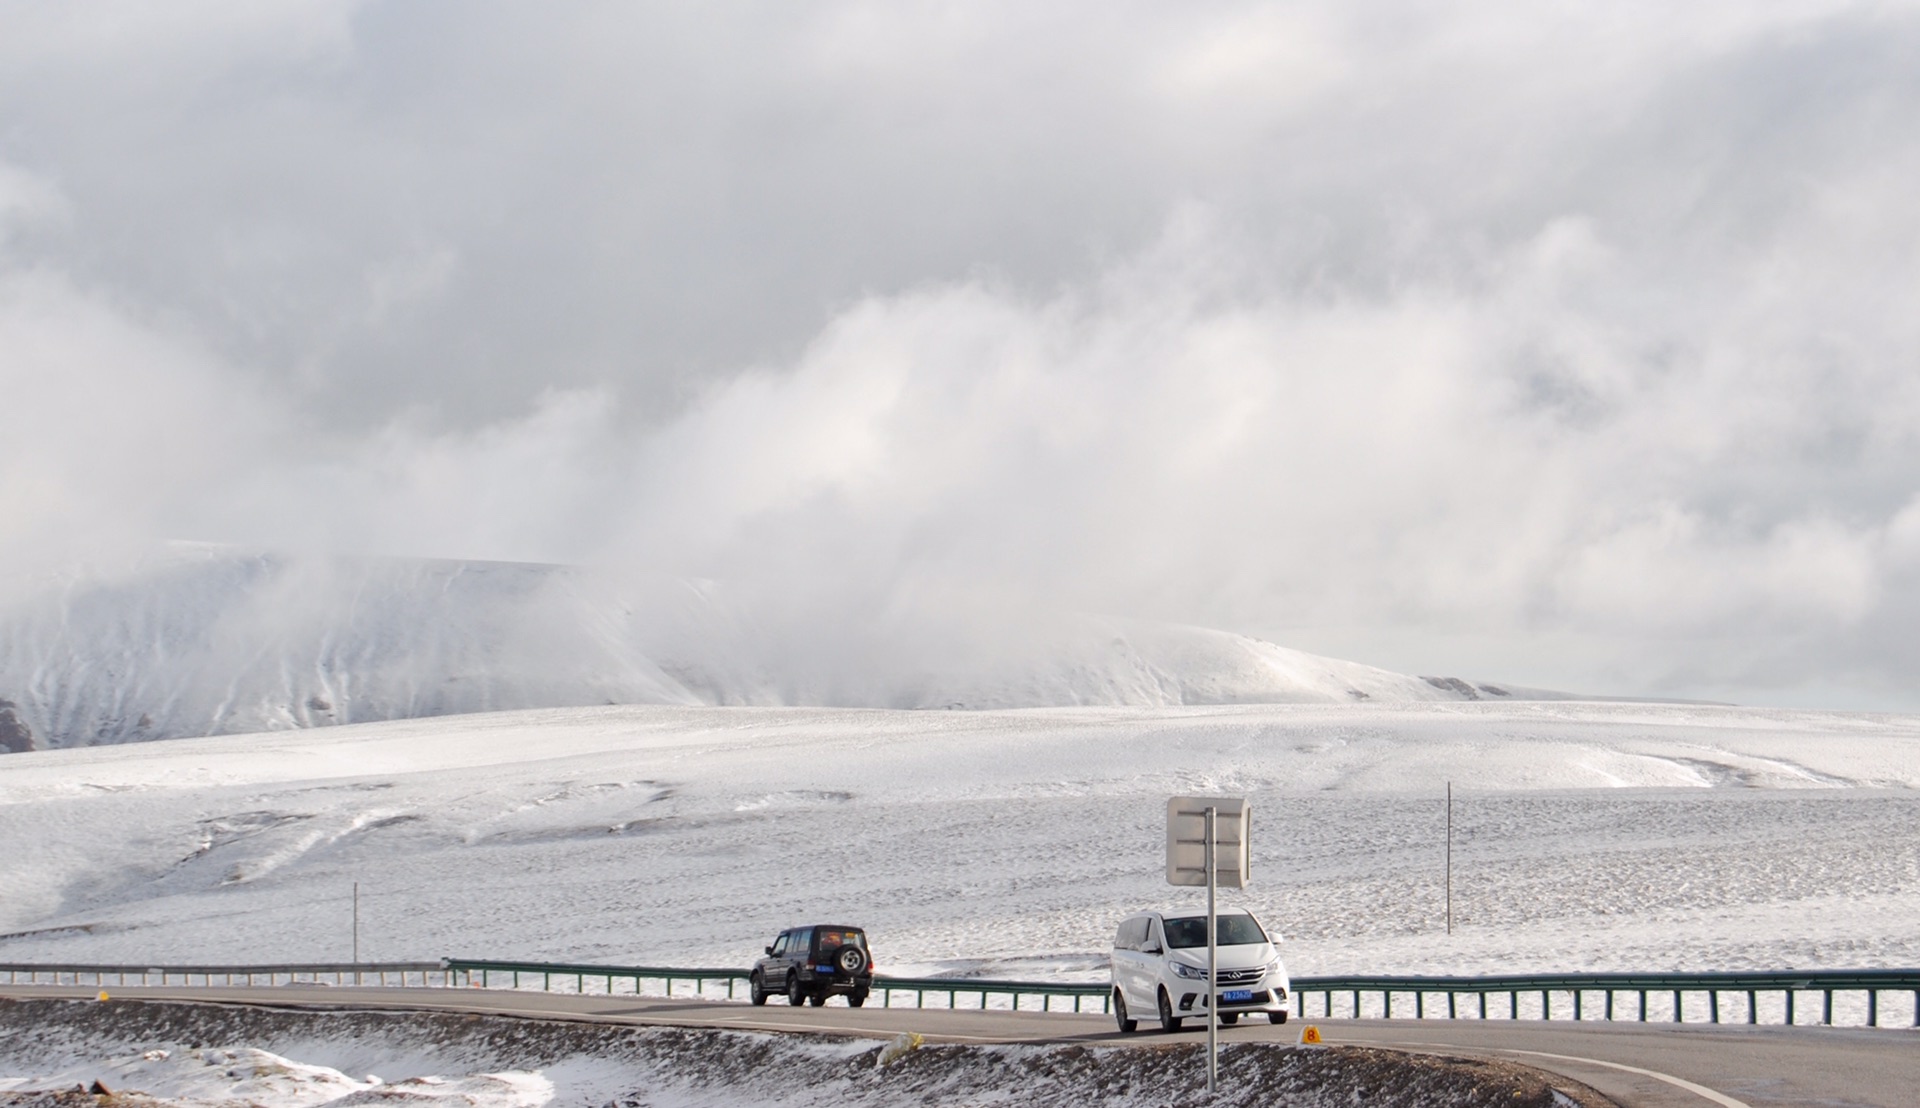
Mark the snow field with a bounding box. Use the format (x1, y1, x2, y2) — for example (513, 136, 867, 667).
(2, 702, 1917, 984)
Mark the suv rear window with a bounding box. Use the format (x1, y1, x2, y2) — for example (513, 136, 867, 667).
(815, 929, 866, 951)
(1163, 915, 1266, 948)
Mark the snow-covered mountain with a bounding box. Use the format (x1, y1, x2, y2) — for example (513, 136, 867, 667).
(0, 545, 1569, 751)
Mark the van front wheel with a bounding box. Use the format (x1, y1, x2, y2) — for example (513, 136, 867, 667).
(1158, 988, 1183, 1033)
(1114, 989, 1137, 1033)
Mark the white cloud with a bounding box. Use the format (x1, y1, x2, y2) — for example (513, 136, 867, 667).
(0, 1, 1917, 707)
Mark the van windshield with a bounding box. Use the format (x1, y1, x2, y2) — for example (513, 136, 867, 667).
(1163, 915, 1267, 948)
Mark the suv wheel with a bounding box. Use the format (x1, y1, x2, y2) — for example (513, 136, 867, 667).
(1157, 988, 1183, 1033)
(848, 989, 869, 1008)
(787, 974, 806, 1006)
(1114, 988, 1137, 1033)
(749, 972, 768, 1006)
(807, 991, 827, 1007)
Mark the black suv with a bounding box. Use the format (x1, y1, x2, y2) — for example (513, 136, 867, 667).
(750, 924, 874, 1007)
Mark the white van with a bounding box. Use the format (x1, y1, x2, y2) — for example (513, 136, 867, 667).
(1109, 909, 1291, 1032)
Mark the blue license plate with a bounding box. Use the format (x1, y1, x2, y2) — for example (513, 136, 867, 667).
(1222, 989, 1253, 1002)
(816, 965, 837, 974)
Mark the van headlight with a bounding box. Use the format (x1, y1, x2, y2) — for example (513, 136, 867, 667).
(1170, 962, 1209, 980)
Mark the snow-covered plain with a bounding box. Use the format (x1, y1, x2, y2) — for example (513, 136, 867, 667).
(3, 701, 1917, 982)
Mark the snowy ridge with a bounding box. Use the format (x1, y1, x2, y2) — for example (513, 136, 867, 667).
(0, 999, 1595, 1108)
(0, 546, 1564, 750)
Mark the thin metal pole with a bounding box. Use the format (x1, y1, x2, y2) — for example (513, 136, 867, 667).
(1206, 805, 1218, 1097)
(1445, 782, 1452, 935)
(352, 883, 359, 965)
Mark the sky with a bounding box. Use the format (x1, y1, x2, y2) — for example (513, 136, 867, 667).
(2, 1, 1918, 709)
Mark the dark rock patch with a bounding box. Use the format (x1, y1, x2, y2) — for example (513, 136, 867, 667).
(0, 698, 34, 753)
(1421, 676, 1481, 699)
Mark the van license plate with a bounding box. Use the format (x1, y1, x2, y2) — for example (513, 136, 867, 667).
(1222, 989, 1253, 1002)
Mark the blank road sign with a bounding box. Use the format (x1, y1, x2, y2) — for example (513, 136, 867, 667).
(1166, 796, 1250, 888)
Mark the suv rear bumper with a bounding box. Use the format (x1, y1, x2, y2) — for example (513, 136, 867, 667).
(796, 970, 873, 994)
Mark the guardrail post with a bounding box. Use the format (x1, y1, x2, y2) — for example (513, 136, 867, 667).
(1573, 990, 1582, 1021)
(1709, 991, 1719, 1024)
(1823, 990, 1833, 1025)
(1384, 991, 1392, 1019)
(1353, 990, 1361, 1018)
(1415, 991, 1424, 1019)
(1540, 989, 1550, 1020)
(1447, 991, 1457, 1019)
(1604, 989, 1613, 1020)
(1673, 989, 1682, 1023)
(1638, 991, 1647, 1021)
(1748, 989, 1757, 1024)
(1867, 989, 1878, 1027)
(1785, 990, 1796, 1025)
(1478, 992, 1487, 1019)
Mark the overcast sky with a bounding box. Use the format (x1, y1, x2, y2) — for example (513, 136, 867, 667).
(3, 1, 1918, 708)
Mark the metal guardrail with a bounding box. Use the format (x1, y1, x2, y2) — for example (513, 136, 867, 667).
(5, 961, 1916, 1028)
(444, 959, 1111, 1013)
(1293, 969, 1920, 1029)
(0, 962, 448, 988)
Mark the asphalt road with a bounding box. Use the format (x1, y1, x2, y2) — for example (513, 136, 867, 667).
(4, 984, 1914, 1107)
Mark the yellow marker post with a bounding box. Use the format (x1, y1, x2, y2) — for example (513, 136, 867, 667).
(97, 991, 110, 1002)
(1299, 1025, 1322, 1045)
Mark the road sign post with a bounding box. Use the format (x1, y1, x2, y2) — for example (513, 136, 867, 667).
(1168, 796, 1250, 1097)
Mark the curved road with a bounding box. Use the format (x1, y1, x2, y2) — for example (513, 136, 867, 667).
(4, 984, 1913, 1107)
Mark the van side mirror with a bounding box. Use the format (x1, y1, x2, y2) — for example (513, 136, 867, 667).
(765, 945, 775, 955)
(1143, 942, 1161, 954)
